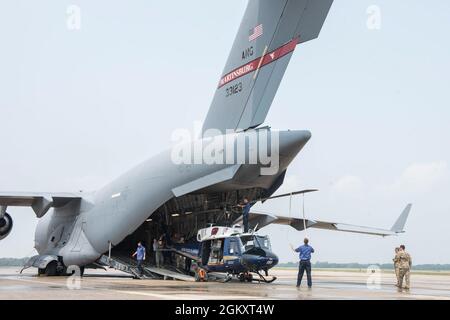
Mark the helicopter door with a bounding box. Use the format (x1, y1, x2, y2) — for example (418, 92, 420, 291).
(208, 239, 224, 265)
(201, 241, 211, 266)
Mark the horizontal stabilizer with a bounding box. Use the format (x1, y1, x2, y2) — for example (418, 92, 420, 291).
(253, 189, 319, 203)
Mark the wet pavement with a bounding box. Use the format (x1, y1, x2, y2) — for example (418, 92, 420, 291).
(0, 267, 449, 300)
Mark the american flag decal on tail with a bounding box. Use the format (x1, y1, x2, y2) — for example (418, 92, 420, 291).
(249, 24, 263, 41)
(202, 0, 335, 136)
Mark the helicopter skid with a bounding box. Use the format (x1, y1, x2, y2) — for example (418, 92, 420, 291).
(254, 271, 277, 283)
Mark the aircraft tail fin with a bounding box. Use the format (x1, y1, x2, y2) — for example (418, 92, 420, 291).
(390, 204, 412, 233)
(202, 0, 334, 136)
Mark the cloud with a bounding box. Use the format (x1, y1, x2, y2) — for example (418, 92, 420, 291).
(277, 175, 302, 194)
(331, 175, 364, 194)
(391, 161, 448, 193)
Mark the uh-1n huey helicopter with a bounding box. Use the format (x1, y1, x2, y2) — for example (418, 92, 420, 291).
(171, 189, 411, 284)
(170, 190, 318, 283)
(192, 224, 279, 283)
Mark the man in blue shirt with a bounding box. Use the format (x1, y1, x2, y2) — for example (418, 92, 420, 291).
(132, 241, 146, 276)
(294, 238, 315, 288)
(239, 197, 252, 233)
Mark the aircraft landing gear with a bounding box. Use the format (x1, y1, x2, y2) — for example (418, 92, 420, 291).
(38, 261, 58, 276)
(38, 261, 82, 277)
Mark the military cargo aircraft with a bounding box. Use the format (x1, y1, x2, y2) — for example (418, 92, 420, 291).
(0, 0, 411, 277)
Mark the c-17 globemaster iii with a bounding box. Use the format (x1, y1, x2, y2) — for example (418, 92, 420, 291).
(0, 0, 411, 278)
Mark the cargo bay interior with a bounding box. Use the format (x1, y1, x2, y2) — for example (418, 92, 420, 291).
(108, 187, 268, 276)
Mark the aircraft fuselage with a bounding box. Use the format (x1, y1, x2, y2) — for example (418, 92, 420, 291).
(34, 129, 311, 267)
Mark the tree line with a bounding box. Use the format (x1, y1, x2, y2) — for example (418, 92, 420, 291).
(278, 261, 450, 271)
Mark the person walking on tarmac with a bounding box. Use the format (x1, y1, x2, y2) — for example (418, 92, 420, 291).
(132, 241, 146, 276)
(395, 245, 412, 290)
(293, 238, 315, 289)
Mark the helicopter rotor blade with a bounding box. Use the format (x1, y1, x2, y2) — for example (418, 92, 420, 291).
(252, 189, 319, 203)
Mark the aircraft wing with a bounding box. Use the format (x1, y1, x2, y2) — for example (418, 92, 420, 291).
(0, 192, 82, 218)
(234, 204, 412, 237)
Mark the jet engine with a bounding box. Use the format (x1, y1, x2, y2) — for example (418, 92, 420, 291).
(0, 213, 13, 240)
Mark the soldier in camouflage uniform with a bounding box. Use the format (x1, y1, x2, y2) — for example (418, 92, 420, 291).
(393, 247, 400, 286)
(396, 245, 412, 289)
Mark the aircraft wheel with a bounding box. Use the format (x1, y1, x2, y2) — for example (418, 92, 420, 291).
(238, 273, 246, 282)
(44, 261, 58, 276)
(246, 273, 253, 282)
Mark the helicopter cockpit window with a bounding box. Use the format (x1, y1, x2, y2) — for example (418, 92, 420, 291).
(254, 235, 272, 250)
(228, 238, 243, 255)
(243, 239, 255, 251)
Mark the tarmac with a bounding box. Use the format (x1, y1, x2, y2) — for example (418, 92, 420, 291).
(1, 267, 449, 300)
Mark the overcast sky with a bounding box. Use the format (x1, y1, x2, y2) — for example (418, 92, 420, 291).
(1, 0, 449, 264)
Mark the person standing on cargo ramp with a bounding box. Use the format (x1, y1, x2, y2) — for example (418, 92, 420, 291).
(294, 238, 314, 288)
(155, 238, 164, 268)
(132, 241, 146, 276)
(238, 197, 252, 233)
